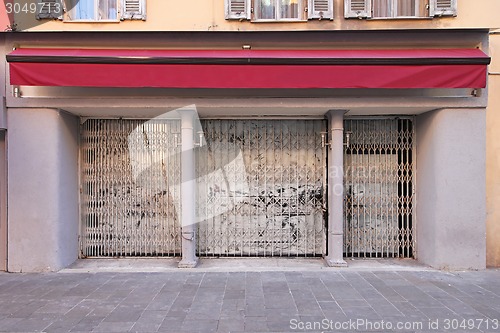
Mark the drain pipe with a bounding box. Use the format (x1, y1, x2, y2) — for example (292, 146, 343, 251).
(178, 110, 199, 268)
(325, 110, 348, 267)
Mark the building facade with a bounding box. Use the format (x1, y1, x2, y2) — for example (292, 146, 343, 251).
(0, 0, 498, 272)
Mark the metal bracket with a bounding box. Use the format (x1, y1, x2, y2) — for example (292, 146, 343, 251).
(182, 231, 195, 241)
(173, 131, 205, 148)
(320, 131, 351, 148)
(195, 131, 204, 147)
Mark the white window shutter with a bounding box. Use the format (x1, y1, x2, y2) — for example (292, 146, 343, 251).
(308, 0, 333, 20)
(344, 0, 371, 18)
(36, 0, 63, 20)
(121, 0, 147, 20)
(225, 0, 250, 20)
(429, 0, 457, 16)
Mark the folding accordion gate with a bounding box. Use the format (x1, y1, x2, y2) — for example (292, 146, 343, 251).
(80, 117, 414, 259)
(343, 118, 415, 258)
(80, 119, 181, 257)
(196, 120, 327, 257)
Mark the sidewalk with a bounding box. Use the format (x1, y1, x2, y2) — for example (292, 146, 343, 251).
(0, 259, 498, 333)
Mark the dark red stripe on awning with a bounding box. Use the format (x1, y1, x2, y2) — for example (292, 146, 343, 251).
(7, 48, 490, 89)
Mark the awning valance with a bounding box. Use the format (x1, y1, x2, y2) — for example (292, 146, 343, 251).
(7, 48, 490, 89)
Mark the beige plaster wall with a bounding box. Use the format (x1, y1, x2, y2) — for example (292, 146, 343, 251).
(15, 0, 500, 32)
(487, 32, 500, 267)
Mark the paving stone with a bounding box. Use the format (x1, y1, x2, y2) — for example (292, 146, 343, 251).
(158, 316, 184, 331)
(181, 319, 218, 332)
(131, 320, 161, 332)
(217, 318, 245, 332)
(244, 316, 268, 332)
(93, 321, 135, 332)
(0, 318, 23, 332)
(341, 306, 381, 320)
(224, 289, 246, 300)
(4, 317, 53, 332)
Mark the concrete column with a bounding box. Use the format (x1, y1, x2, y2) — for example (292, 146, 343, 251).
(178, 110, 199, 268)
(325, 110, 347, 267)
(416, 108, 486, 270)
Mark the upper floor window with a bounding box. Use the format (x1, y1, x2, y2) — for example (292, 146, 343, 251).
(225, 0, 333, 21)
(255, 0, 302, 21)
(66, 0, 117, 21)
(36, 0, 146, 21)
(345, 0, 457, 18)
(372, 0, 426, 18)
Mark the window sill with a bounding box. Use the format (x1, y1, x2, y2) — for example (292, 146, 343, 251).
(367, 16, 433, 20)
(63, 19, 121, 23)
(251, 19, 308, 23)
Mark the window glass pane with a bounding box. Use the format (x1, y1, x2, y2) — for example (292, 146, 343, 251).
(372, 0, 425, 17)
(373, 0, 391, 17)
(69, 0, 95, 19)
(396, 0, 416, 16)
(257, 0, 276, 19)
(280, 0, 299, 19)
(99, 0, 117, 20)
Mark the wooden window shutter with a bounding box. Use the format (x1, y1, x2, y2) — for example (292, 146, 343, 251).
(225, 0, 249, 20)
(429, 0, 457, 16)
(36, 0, 63, 20)
(344, 0, 371, 18)
(121, 0, 146, 20)
(308, 0, 333, 20)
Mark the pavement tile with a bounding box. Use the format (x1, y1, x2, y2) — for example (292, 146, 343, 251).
(217, 318, 245, 332)
(264, 292, 296, 309)
(4, 317, 53, 332)
(341, 306, 381, 320)
(93, 321, 135, 332)
(181, 319, 218, 332)
(131, 321, 161, 332)
(244, 316, 268, 331)
(158, 316, 184, 331)
(0, 317, 23, 332)
(336, 299, 370, 307)
(266, 316, 295, 332)
(224, 289, 246, 300)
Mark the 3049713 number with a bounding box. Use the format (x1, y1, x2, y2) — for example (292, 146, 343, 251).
(443, 318, 499, 330)
(5, 2, 62, 14)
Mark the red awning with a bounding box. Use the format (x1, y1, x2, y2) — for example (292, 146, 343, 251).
(7, 48, 490, 89)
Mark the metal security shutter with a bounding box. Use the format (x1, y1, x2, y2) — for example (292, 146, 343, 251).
(197, 120, 326, 257)
(80, 119, 181, 257)
(343, 118, 415, 258)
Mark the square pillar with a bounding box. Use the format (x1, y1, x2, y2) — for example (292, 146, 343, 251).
(325, 110, 348, 267)
(178, 109, 199, 268)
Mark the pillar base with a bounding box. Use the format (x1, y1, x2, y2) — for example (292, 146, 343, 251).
(178, 258, 199, 268)
(325, 258, 348, 267)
